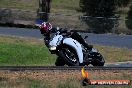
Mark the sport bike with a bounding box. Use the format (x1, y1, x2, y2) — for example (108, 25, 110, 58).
(47, 28, 105, 66)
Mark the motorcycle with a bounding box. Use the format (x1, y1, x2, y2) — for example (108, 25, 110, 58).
(36, 21, 105, 66)
(48, 28, 105, 66)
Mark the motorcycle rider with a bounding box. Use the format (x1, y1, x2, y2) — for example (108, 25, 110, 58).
(39, 22, 92, 50)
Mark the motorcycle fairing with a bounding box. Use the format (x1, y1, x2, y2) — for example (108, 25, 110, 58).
(49, 35, 63, 50)
(63, 38, 83, 63)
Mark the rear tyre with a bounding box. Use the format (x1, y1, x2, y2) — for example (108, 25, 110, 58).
(55, 57, 65, 66)
(91, 53, 105, 66)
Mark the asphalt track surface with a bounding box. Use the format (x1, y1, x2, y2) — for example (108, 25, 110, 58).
(0, 27, 132, 67)
(0, 27, 132, 49)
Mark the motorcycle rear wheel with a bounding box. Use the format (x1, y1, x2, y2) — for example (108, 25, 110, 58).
(91, 52, 105, 66)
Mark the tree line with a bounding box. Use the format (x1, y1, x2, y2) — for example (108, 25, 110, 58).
(79, 0, 132, 33)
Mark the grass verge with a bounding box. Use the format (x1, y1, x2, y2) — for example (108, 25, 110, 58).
(95, 45, 132, 63)
(0, 35, 132, 65)
(0, 70, 131, 88)
(0, 35, 56, 66)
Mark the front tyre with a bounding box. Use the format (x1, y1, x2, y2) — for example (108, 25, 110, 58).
(59, 46, 80, 66)
(55, 57, 65, 66)
(91, 53, 105, 66)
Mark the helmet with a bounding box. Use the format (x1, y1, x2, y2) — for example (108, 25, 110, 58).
(40, 22, 52, 34)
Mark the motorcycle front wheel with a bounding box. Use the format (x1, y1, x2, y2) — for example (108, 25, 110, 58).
(55, 57, 65, 66)
(58, 46, 80, 66)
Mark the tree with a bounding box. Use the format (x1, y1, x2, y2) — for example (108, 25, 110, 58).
(79, 0, 130, 33)
(38, 0, 51, 22)
(126, 4, 132, 30)
(116, 0, 130, 7)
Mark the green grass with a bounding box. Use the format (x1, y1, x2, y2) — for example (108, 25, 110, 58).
(0, 35, 132, 65)
(0, 43, 56, 66)
(0, 35, 56, 66)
